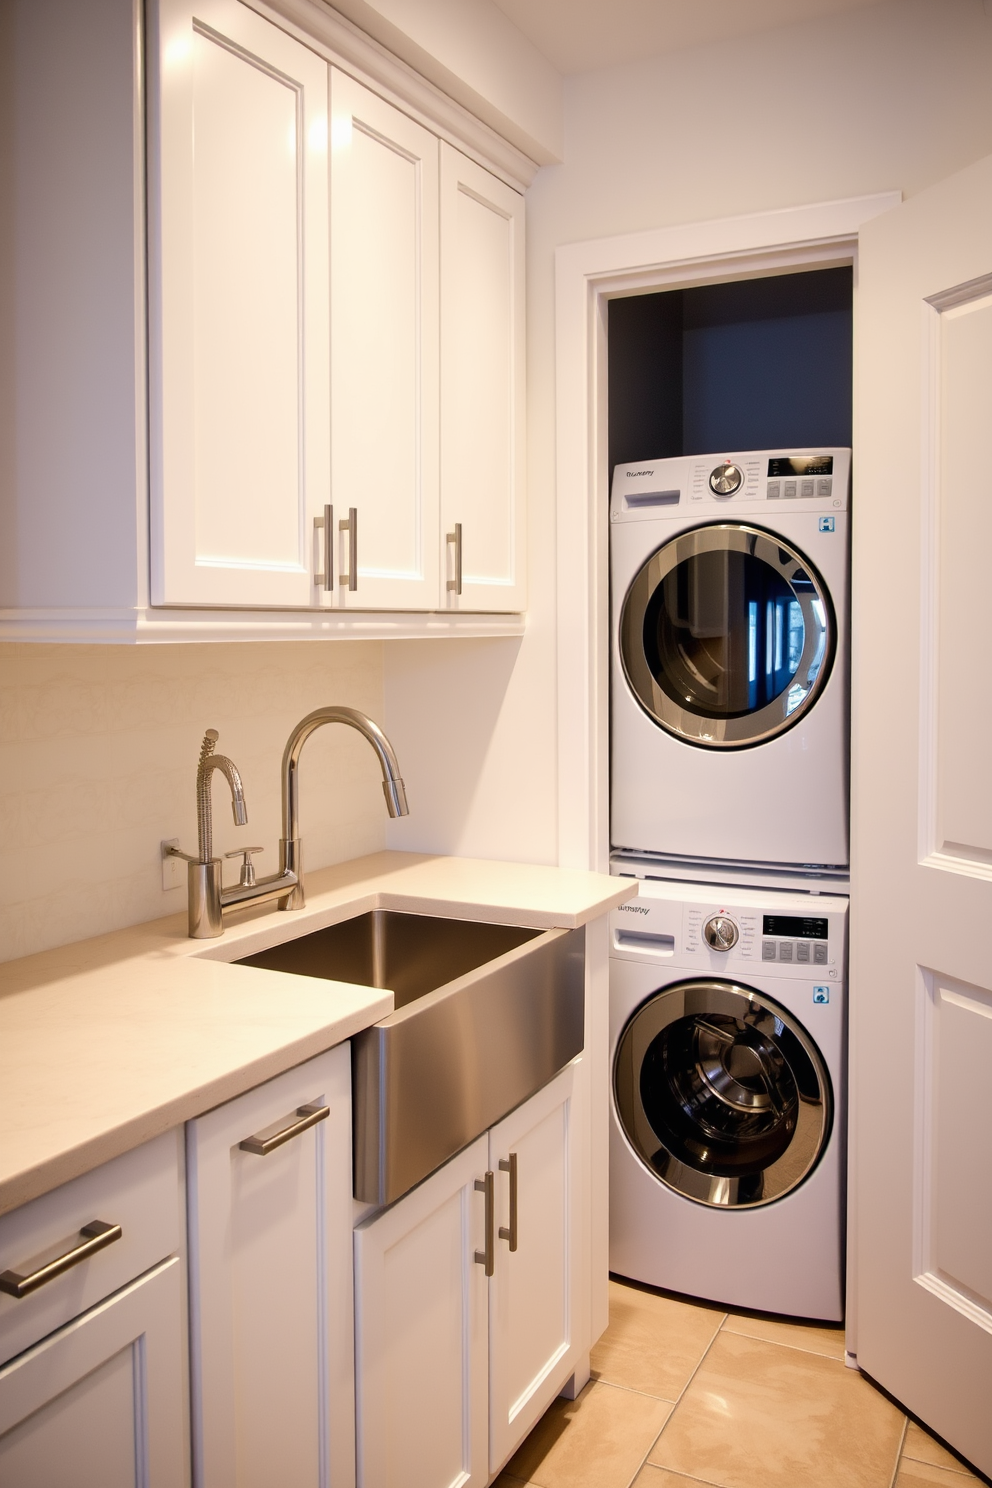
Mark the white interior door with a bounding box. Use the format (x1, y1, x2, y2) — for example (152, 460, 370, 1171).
(354, 1135, 488, 1488)
(329, 70, 439, 611)
(150, 0, 330, 607)
(853, 152, 992, 1476)
(488, 1064, 579, 1476)
(439, 144, 526, 613)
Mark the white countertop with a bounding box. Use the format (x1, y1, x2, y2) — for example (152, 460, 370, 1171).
(0, 851, 634, 1216)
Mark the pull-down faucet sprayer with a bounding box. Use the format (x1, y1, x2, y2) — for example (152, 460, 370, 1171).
(167, 709, 409, 938)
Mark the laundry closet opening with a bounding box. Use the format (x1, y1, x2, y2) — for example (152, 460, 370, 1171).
(607, 266, 853, 473)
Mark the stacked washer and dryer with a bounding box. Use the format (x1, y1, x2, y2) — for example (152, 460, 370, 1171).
(608, 447, 851, 1321)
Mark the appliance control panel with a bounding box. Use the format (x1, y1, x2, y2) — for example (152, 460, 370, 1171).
(611, 888, 848, 981)
(610, 448, 851, 521)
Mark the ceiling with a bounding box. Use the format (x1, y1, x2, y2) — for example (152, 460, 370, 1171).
(489, 0, 884, 75)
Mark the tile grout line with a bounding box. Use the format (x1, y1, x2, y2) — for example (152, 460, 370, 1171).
(621, 1312, 730, 1488)
(887, 1417, 909, 1488)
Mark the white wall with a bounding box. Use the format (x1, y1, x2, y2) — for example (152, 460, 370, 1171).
(0, 642, 387, 961)
(387, 0, 992, 871)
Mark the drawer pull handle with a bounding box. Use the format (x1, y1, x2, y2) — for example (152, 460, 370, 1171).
(339, 508, 358, 591)
(314, 504, 333, 590)
(498, 1152, 518, 1251)
(239, 1102, 329, 1156)
(0, 1220, 123, 1299)
(474, 1170, 494, 1276)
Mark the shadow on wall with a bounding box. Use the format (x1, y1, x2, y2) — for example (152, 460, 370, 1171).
(384, 636, 549, 863)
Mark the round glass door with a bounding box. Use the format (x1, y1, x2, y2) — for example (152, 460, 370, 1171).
(619, 523, 834, 747)
(613, 979, 831, 1209)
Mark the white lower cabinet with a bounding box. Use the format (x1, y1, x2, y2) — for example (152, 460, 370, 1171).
(186, 1044, 354, 1488)
(0, 1258, 188, 1487)
(354, 1063, 580, 1488)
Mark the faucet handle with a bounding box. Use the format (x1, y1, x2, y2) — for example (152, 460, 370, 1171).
(224, 846, 264, 888)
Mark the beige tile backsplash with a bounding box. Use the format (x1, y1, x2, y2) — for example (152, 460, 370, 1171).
(0, 642, 386, 962)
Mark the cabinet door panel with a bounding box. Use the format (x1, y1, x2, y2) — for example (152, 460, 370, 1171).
(440, 145, 525, 612)
(354, 1136, 488, 1488)
(0, 1257, 187, 1487)
(151, 0, 330, 607)
(488, 1064, 579, 1474)
(329, 71, 440, 610)
(187, 1045, 353, 1488)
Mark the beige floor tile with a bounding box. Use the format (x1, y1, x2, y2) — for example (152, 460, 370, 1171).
(633, 1467, 722, 1487)
(647, 1329, 904, 1488)
(504, 1379, 672, 1488)
(902, 1421, 980, 1477)
(895, 1461, 981, 1485)
(722, 1309, 846, 1361)
(591, 1279, 725, 1400)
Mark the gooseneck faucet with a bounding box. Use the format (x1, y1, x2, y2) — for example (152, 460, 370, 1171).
(167, 709, 409, 938)
(278, 706, 409, 911)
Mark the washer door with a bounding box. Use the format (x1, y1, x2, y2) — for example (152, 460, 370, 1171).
(619, 523, 834, 747)
(614, 979, 832, 1208)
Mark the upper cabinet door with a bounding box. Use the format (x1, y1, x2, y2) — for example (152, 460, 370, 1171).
(329, 71, 440, 611)
(439, 145, 526, 613)
(149, 0, 330, 607)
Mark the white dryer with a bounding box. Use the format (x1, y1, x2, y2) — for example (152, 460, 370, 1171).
(609, 877, 847, 1320)
(610, 448, 850, 871)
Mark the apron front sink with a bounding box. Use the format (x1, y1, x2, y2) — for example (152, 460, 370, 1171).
(237, 909, 585, 1206)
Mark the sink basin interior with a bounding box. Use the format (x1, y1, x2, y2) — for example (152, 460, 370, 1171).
(236, 909, 542, 1009)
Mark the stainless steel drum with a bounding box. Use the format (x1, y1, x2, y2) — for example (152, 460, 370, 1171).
(618, 522, 834, 748)
(613, 978, 832, 1209)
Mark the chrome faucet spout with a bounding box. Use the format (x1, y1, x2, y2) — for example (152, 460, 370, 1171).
(278, 706, 409, 911)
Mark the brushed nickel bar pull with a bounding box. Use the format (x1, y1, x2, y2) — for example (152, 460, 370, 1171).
(474, 1170, 494, 1276)
(446, 522, 463, 594)
(0, 1221, 123, 1299)
(498, 1152, 518, 1251)
(239, 1102, 329, 1157)
(340, 508, 358, 591)
(314, 504, 333, 590)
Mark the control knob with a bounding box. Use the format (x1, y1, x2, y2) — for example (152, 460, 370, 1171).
(703, 914, 739, 952)
(709, 461, 743, 496)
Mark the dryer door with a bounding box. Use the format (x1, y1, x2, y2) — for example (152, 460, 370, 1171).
(613, 978, 832, 1209)
(618, 523, 834, 747)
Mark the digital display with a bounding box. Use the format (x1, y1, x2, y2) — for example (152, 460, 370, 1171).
(767, 456, 834, 477)
(762, 914, 828, 940)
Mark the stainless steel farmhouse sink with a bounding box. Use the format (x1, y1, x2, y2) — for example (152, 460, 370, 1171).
(237, 910, 585, 1206)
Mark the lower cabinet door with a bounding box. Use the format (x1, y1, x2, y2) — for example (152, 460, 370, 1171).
(0, 1256, 187, 1487)
(354, 1135, 489, 1488)
(488, 1063, 580, 1475)
(186, 1044, 354, 1488)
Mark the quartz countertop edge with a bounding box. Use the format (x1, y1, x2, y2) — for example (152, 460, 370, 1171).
(0, 851, 636, 1217)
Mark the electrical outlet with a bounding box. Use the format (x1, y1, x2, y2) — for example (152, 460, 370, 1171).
(161, 839, 184, 892)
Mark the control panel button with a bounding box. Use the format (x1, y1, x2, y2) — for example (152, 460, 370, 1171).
(783, 480, 797, 498)
(813, 942, 828, 965)
(817, 478, 832, 497)
(761, 940, 776, 960)
(778, 942, 794, 961)
(703, 915, 740, 951)
(796, 942, 810, 963)
(767, 482, 781, 499)
(800, 479, 815, 498)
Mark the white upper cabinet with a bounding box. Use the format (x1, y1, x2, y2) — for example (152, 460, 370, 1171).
(328, 72, 441, 611)
(150, 0, 330, 608)
(440, 145, 526, 613)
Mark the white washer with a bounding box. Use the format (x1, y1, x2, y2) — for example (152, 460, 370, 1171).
(609, 877, 847, 1320)
(611, 448, 850, 870)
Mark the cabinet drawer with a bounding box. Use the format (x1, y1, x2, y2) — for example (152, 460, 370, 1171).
(0, 1130, 183, 1365)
